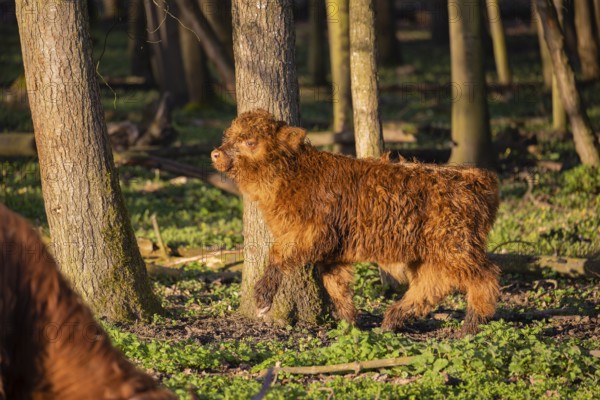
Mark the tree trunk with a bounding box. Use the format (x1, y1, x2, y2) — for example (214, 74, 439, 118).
(309, 0, 327, 85)
(179, 17, 214, 104)
(174, 0, 236, 97)
(593, 0, 600, 45)
(375, 0, 402, 65)
(15, 0, 161, 321)
(574, 0, 600, 79)
(128, 0, 152, 79)
(552, 0, 567, 132)
(201, 0, 234, 61)
(431, 0, 449, 46)
(102, 0, 121, 19)
(232, 0, 327, 325)
(144, 0, 188, 105)
(327, 0, 352, 134)
(536, 0, 600, 166)
(486, 0, 511, 84)
(448, 0, 495, 168)
(350, 0, 384, 158)
(534, 1, 554, 87)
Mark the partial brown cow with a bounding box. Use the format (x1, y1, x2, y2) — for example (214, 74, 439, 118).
(212, 109, 501, 336)
(0, 204, 175, 400)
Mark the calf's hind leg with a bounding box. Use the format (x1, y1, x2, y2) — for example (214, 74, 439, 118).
(318, 263, 357, 324)
(381, 264, 453, 331)
(460, 263, 500, 336)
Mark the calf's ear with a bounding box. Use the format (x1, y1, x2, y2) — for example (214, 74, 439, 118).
(276, 126, 306, 150)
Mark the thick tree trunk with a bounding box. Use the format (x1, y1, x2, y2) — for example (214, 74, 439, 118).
(574, 0, 600, 79)
(144, 0, 188, 105)
(534, 1, 554, 87)
(174, 0, 236, 96)
(15, 0, 161, 321)
(486, 0, 511, 84)
(327, 0, 352, 134)
(350, 0, 384, 158)
(536, 0, 600, 166)
(308, 0, 327, 85)
(431, 0, 449, 46)
(179, 17, 214, 104)
(232, 0, 327, 325)
(448, 0, 495, 168)
(375, 0, 402, 65)
(128, 0, 152, 79)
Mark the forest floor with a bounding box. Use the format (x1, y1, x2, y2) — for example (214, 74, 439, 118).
(1, 17, 599, 399)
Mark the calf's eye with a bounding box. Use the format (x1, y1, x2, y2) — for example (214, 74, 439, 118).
(245, 140, 257, 148)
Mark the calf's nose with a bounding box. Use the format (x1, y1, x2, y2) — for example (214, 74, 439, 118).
(211, 149, 221, 161)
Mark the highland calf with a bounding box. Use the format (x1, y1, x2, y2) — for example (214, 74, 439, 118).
(0, 204, 176, 400)
(212, 110, 500, 336)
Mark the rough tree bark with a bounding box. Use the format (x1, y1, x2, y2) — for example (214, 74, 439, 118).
(15, 0, 161, 321)
(232, 0, 327, 325)
(536, 0, 600, 166)
(574, 0, 600, 79)
(448, 0, 495, 168)
(485, 0, 511, 84)
(350, 0, 384, 158)
(144, 0, 188, 105)
(309, 0, 327, 85)
(327, 0, 352, 134)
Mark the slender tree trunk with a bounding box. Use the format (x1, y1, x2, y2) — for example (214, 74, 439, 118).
(174, 0, 236, 97)
(350, 0, 383, 158)
(102, 0, 121, 19)
(431, 0, 449, 46)
(552, 0, 567, 132)
(309, 0, 327, 85)
(232, 0, 327, 325)
(144, 0, 188, 105)
(179, 19, 214, 104)
(201, 0, 234, 61)
(375, 0, 402, 65)
(534, 1, 554, 87)
(448, 0, 495, 168)
(536, 0, 600, 166)
(593, 0, 600, 45)
(128, 0, 152, 79)
(15, 0, 161, 321)
(327, 0, 352, 134)
(486, 0, 511, 84)
(574, 0, 600, 79)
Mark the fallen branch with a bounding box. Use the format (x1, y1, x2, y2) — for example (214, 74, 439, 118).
(0, 133, 36, 157)
(115, 152, 240, 195)
(151, 213, 169, 261)
(490, 253, 600, 279)
(258, 356, 415, 378)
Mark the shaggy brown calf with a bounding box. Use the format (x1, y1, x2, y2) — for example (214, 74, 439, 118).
(212, 109, 501, 336)
(0, 204, 175, 400)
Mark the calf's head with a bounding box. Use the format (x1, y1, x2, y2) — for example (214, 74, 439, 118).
(211, 109, 306, 179)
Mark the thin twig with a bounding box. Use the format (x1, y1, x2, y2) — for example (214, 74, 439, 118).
(252, 362, 280, 400)
(150, 213, 169, 261)
(258, 356, 415, 378)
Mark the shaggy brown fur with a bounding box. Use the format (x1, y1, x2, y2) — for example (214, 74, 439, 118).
(0, 204, 176, 400)
(212, 109, 500, 336)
